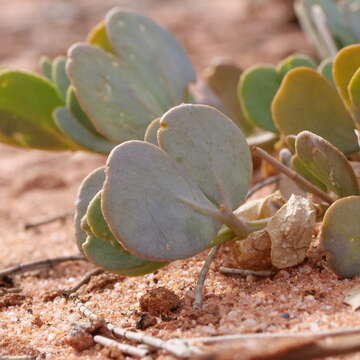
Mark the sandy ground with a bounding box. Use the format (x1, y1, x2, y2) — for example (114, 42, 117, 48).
(3, 1, 360, 359)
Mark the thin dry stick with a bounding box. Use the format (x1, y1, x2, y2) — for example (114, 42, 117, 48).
(219, 267, 273, 277)
(62, 268, 104, 296)
(246, 175, 280, 200)
(252, 147, 333, 204)
(194, 245, 220, 310)
(94, 335, 149, 358)
(24, 210, 73, 230)
(181, 326, 360, 344)
(198, 333, 360, 360)
(0, 255, 86, 278)
(0, 287, 22, 295)
(73, 298, 202, 358)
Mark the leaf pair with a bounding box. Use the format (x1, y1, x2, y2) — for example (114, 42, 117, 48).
(239, 54, 317, 132)
(67, 9, 196, 147)
(273, 47, 360, 155)
(0, 9, 195, 154)
(75, 104, 252, 274)
(75, 167, 166, 276)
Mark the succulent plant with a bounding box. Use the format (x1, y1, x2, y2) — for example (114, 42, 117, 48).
(294, 0, 360, 59)
(272, 66, 358, 155)
(75, 104, 318, 276)
(0, 9, 195, 154)
(238, 44, 360, 156)
(274, 44, 360, 154)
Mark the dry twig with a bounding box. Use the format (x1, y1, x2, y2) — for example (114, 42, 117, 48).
(194, 245, 220, 310)
(0, 255, 86, 278)
(182, 326, 360, 344)
(62, 268, 104, 296)
(0, 287, 22, 295)
(94, 335, 149, 358)
(252, 147, 333, 204)
(219, 267, 273, 277)
(195, 333, 360, 360)
(24, 210, 73, 230)
(73, 297, 202, 358)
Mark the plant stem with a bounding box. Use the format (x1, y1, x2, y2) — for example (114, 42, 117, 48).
(252, 146, 334, 204)
(193, 245, 220, 310)
(0, 255, 86, 278)
(211, 227, 235, 246)
(218, 204, 252, 238)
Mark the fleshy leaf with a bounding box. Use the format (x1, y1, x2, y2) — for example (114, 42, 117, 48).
(106, 9, 196, 111)
(87, 21, 115, 54)
(52, 56, 70, 100)
(239, 55, 317, 133)
(318, 58, 334, 84)
(272, 67, 358, 154)
(68, 11, 195, 144)
(83, 192, 166, 276)
(83, 235, 166, 276)
(86, 192, 116, 243)
(158, 104, 252, 210)
(39, 56, 53, 80)
(320, 196, 360, 278)
(74, 167, 105, 252)
(333, 44, 360, 106)
(144, 118, 160, 145)
(102, 140, 221, 261)
(348, 68, 360, 125)
(67, 44, 164, 143)
(267, 195, 315, 269)
(0, 70, 73, 150)
(203, 61, 252, 134)
(239, 66, 279, 132)
(66, 87, 103, 136)
(276, 54, 317, 78)
(294, 131, 359, 197)
(53, 107, 115, 154)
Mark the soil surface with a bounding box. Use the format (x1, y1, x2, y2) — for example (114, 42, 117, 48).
(2, 1, 360, 359)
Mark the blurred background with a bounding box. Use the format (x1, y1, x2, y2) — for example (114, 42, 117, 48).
(0, 0, 314, 72)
